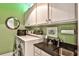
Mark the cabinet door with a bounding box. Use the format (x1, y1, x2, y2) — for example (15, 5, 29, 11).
(50, 3, 76, 23)
(25, 39, 43, 56)
(40, 50, 51, 56)
(34, 46, 41, 56)
(34, 46, 51, 56)
(25, 4, 37, 26)
(37, 3, 48, 25)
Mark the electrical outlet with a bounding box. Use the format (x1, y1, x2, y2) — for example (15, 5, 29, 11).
(63, 37, 67, 42)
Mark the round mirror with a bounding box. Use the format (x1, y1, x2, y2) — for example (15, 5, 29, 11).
(5, 17, 20, 30)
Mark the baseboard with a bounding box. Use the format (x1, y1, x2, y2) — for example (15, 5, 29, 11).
(0, 52, 13, 56)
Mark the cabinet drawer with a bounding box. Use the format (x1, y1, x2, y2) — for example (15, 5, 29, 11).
(34, 47, 41, 54)
(34, 46, 52, 56)
(34, 53, 40, 56)
(40, 50, 51, 56)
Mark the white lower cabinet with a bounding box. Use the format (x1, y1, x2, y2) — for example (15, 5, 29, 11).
(24, 39, 43, 56)
(34, 46, 52, 56)
(24, 40, 40, 56)
(41, 50, 52, 56)
(15, 36, 43, 56)
(34, 53, 40, 56)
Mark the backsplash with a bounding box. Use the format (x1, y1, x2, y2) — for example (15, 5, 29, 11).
(43, 23, 77, 45)
(26, 22, 77, 45)
(25, 27, 43, 35)
(58, 23, 77, 45)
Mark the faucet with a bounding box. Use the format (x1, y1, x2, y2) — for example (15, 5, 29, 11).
(57, 37, 60, 47)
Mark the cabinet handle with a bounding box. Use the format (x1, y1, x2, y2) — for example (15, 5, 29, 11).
(46, 19, 52, 23)
(46, 19, 48, 23)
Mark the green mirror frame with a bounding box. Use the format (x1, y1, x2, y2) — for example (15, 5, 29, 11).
(5, 17, 20, 30)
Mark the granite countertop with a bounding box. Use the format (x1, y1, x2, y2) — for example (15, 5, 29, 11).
(34, 42, 59, 56)
(60, 42, 77, 52)
(34, 42, 77, 56)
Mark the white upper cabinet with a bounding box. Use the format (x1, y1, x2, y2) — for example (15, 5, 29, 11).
(25, 4, 37, 26)
(50, 3, 76, 23)
(25, 3, 76, 26)
(36, 3, 48, 25)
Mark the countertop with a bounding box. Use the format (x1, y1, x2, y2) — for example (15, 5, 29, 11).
(34, 42, 59, 56)
(16, 34, 43, 42)
(34, 42, 77, 56)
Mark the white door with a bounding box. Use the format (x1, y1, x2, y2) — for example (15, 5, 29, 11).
(25, 4, 37, 26)
(37, 3, 48, 25)
(50, 3, 76, 23)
